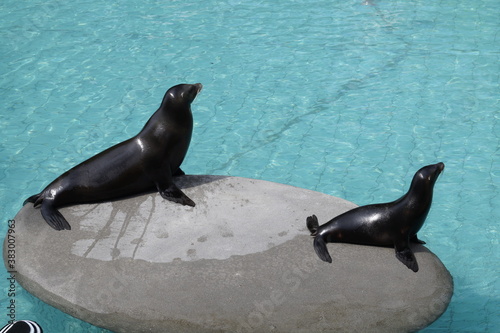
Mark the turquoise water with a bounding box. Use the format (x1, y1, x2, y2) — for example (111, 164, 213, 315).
(1, 0, 498, 331)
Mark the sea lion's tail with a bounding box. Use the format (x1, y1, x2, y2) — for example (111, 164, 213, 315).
(313, 236, 332, 263)
(306, 214, 319, 235)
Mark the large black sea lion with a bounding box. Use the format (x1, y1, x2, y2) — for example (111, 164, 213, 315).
(307, 162, 445, 272)
(24, 83, 202, 231)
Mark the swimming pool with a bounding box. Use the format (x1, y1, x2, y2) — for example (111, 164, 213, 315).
(1, 0, 498, 331)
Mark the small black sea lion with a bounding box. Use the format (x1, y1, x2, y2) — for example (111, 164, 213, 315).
(24, 83, 202, 231)
(306, 162, 445, 272)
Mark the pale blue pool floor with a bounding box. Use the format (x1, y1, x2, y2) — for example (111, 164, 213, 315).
(1, 0, 498, 332)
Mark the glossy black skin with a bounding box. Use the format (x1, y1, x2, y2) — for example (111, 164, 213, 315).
(24, 83, 202, 231)
(307, 162, 444, 272)
(0, 320, 43, 333)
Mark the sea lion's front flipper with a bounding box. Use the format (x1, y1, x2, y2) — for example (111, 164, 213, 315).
(173, 168, 185, 177)
(158, 183, 195, 207)
(40, 200, 71, 231)
(410, 234, 426, 244)
(394, 244, 418, 272)
(153, 165, 195, 207)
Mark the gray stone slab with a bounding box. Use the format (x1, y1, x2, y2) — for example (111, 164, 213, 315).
(4, 175, 453, 333)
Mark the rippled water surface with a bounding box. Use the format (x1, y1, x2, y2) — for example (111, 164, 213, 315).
(1, 0, 498, 331)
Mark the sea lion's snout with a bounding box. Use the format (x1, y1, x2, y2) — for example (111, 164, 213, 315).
(194, 83, 203, 94)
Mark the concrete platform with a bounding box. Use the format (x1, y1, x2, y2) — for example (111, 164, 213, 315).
(3, 175, 453, 332)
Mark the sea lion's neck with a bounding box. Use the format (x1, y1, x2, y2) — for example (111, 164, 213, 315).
(408, 173, 434, 203)
(139, 107, 192, 138)
(399, 175, 434, 231)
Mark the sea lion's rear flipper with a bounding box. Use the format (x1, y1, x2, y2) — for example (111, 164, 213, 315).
(313, 236, 333, 263)
(158, 183, 195, 207)
(23, 194, 41, 206)
(395, 245, 418, 272)
(306, 214, 319, 235)
(41, 201, 71, 231)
